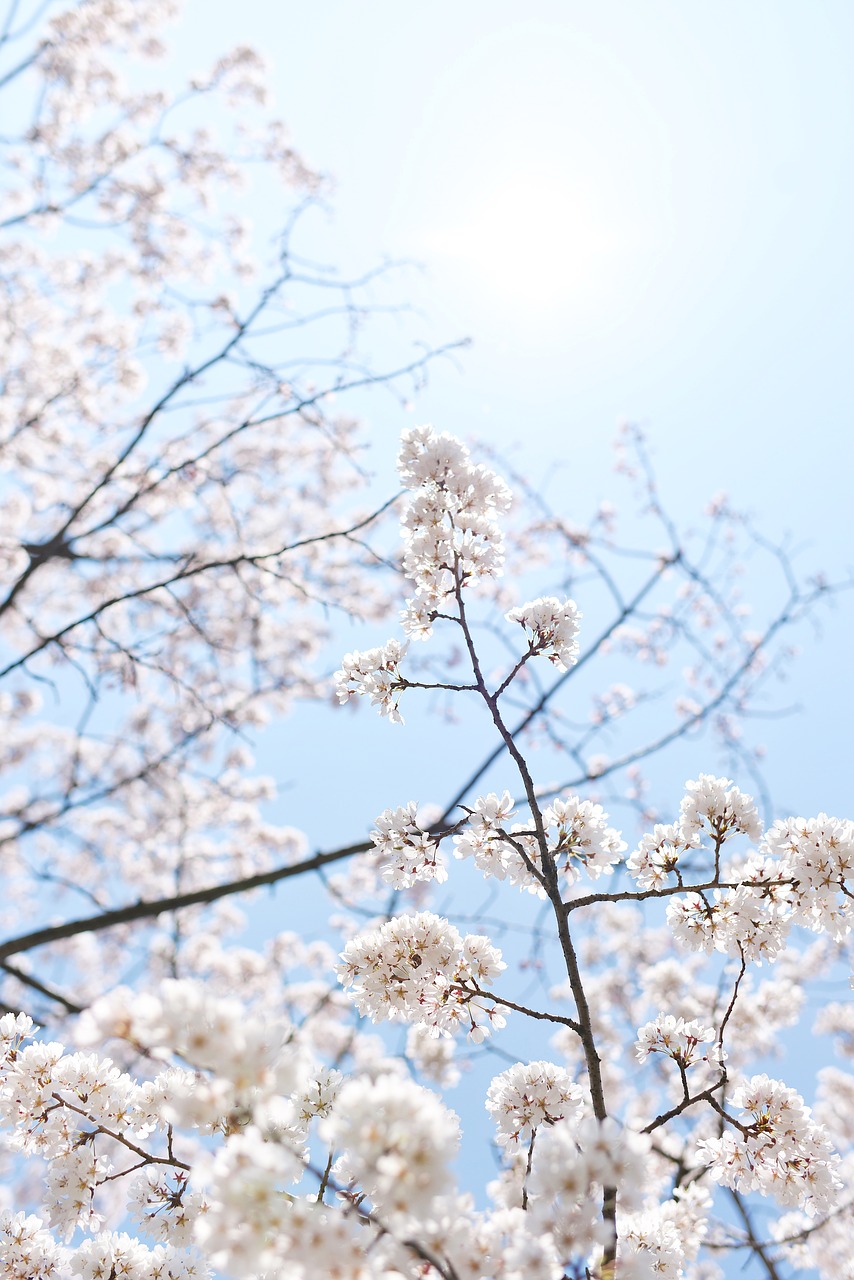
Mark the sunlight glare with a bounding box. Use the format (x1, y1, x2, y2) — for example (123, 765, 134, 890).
(422, 173, 625, 315)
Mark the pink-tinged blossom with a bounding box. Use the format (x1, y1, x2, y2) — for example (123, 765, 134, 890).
(627, 822, 699, 889)
(333, 639, 409, 723)
(370, 802, 446, 888)
(678, 775, 762, 845)
(337, 910, 507, 1041)
(397, 425, 512, 638)
(635, 1013, 717, 1068)
(697, 1074, 840, 1214)
(505, 596, 582, 672)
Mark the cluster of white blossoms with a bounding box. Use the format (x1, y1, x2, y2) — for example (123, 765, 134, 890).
(505, 596, 582, 672)
(0, 1012, 209, 1275)
(486, 1061, 583, 1148)
(453, 791, 521, 882)
(629, 775, 762, 891)
(660, 780, 854, 966)
(323, 1074, 461, 1222)
(337, 910, 507, 1041)
(370, 802, 445, 888)
(619, 1183, 711, 1280)
(397, 424, 512, 638)
(541, 795, 627, 885)
(333, 638, 409, 723)
(764, 812, 854, 939)
(0, 1015, 153, 1233)
(698, 1073, 840, 1213)
(626, 823, 698, 890)
(666, 871, 791, 964)
(678, 774, 763, 844)
(635, 1013, 717, 1069)
(0, 1218, 207, 1280)
(453, 791, 625, 894)
(77, 979, 308, 1131)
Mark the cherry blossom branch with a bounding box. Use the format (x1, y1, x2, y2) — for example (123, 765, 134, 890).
(50, 1094, 191, 1173)
(438, 562, 669, 822)
(0, 498, 401, 680)
(452, 563, 619, 1267)
(728, 1189, 784, 1280)
(464, 985, 581, 1034)
(0, 841, 371, 963)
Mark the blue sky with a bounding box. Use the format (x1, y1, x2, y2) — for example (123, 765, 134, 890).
(168, 0, 854, 823)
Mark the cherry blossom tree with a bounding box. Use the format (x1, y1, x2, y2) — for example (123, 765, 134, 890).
(1, 3, 853, 1279)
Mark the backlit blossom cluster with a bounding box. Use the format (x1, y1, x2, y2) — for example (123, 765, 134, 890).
(337, 910, 507, 1041)
(486, 1061, 583, 1147)
(698, 1074, 840, 1213)
(370, 802, 445, 888)
(397, 424, 512, 638)
(453, 791, 625, 893)
(678, 774, 763, 844)
(635, 1013, 717, 1068)
(505, 596, 582, 671)
(333, 639, 409, 723)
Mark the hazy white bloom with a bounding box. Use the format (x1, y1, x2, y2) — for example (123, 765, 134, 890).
(406, 1024, 461, 1088)
(323, 1073, 460, 1221)
(635, 1013, 717, 1068)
